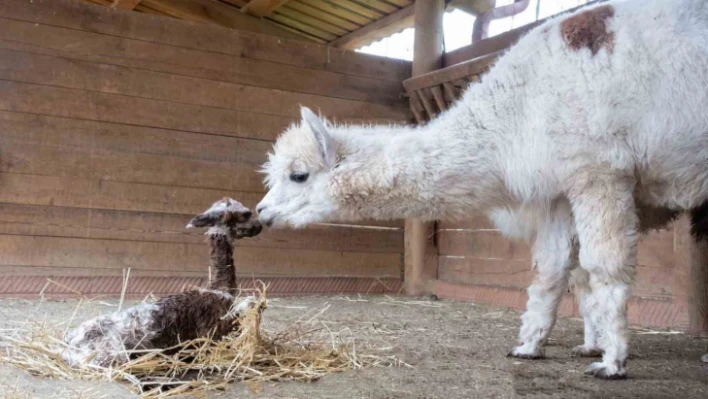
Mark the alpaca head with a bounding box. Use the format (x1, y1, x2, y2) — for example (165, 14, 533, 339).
(187, 197, 262, 239)
(257, 107, 342, 228)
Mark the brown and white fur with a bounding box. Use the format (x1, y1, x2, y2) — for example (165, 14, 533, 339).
(61, 198, 262, 368)
(258, 0, 708, 378)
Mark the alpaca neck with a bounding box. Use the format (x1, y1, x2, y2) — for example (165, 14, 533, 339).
(206, 228, 236, 295)
(331, 105, 508, 221)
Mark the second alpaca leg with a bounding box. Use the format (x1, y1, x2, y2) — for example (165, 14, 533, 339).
(509, 200, 577, 358)
(570, 175, 637, 379)
(570, 268, 603, 357)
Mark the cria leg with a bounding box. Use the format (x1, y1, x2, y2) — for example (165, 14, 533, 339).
(569, 268, 603, 357)
(509, 200, 576, 359)
(570, 176, 637, 379)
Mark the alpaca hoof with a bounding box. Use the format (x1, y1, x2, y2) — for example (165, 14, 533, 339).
(571, 345, 603, 358)
(507, 345, 544, 359)
(701, 353, 708, 363)
(584, 361, 627, 380)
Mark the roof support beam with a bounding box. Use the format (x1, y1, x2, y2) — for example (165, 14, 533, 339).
(405, 0, 445, 297)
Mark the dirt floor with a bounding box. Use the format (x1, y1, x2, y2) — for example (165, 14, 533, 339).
(0, 295, 706, 399)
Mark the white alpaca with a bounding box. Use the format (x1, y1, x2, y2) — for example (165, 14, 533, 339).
(257, 0, 708, 379)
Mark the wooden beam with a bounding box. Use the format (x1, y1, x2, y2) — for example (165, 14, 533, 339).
(111, 0, 142, 9)
(674, 216, 708, 336)
(241, 0, 291, 17)
(136, 0, 311, 41)
(329, 4, 414, 50)
(405, 0, 444, 296)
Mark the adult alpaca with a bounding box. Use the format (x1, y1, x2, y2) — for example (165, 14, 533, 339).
(62, 198, 262, 367)
(257, 0, 708, 379)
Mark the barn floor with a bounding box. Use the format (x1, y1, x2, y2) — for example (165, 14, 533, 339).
(0, 295, 706, 399)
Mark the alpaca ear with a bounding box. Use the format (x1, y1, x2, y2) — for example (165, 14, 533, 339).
(186, 212, 219, 228)
(301, 107, 335, 166)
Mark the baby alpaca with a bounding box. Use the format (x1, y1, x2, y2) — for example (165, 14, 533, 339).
(61, 198, 262, 368)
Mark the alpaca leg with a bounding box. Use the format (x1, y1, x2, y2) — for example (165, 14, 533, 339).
(570, 268, 603, 357)
(570, 176, 637, 379)
(509, 201, 576, 359)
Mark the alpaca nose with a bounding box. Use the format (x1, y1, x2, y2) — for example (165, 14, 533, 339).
(242, 211, 252, 221)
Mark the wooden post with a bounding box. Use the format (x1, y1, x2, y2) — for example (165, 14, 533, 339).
(405, 0, 444, 296)
(673, 216, 708, 335)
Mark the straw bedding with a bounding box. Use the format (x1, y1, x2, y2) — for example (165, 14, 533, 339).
(0, 284, 403, 398)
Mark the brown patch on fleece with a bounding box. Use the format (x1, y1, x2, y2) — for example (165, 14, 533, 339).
(560, 5, 615, 55)
(149, 291, 236, 349)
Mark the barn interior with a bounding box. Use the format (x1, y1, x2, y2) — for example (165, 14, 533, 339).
(0, 0, 706, 397)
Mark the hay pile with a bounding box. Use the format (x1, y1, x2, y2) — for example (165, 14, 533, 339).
(0, 283, 403, 398)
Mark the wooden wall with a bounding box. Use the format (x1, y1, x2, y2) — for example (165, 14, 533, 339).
(436, 214, 691, 330)
(0, 0, 412, 298)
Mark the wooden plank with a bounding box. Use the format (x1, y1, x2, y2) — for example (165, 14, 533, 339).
(0, 203, 403, 253)
(0, 110, 270, 166)
(353, 0, 398, 14)
(442, 82, 458, 102)
(386, 0, 413, 7)
(0, 79, 293, 141)
(430, 86, 447, 111)
(0, 234, 402, 277)
(417, 89, 437, 119)
(439, 215, 496, 230)
(0, 22, 404, 105)
(0, 48, 410, 122)
(268, 13, 338, 41)
(0, 0, 411, 82)
(241, 0, 292, 17)
(437, 230, 532, 260)
(673, 216, 708, 334)
(0, 111, 403, 229)
(328, 0, 385, 20)
(403, 52, 499, 93)
(637, 229, 675, 269)
(297, 0, 372, 26)
(274, 7, 350, 36)
(0, 80, 403, 143)
(438, 256, 533, 289)
(0, 172, 263, 217)
(0, 139, 264, 193)
(0, 270, 402, 298)
(136, 0, 307, 40)
(634, 265, 674, 298)
(112, 0, 142, 9)
(284, 2, 361, 32)
(329, 4, 414, 50)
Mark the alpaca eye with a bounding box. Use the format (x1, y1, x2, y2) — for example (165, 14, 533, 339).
(290, 173, 309, 183)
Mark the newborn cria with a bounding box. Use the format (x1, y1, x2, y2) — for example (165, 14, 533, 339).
(61, 198, 263, 367)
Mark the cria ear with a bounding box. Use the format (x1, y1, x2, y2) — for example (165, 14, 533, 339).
(186, 212, 220, 228)
(301, 107, 335, 167)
